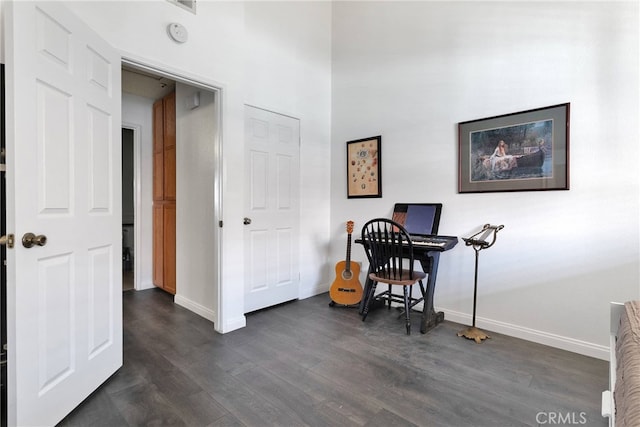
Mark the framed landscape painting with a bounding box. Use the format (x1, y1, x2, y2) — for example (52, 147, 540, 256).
(458, 103, 570, 193)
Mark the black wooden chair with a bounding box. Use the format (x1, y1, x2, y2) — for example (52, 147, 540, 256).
(360, 218, 427, 335)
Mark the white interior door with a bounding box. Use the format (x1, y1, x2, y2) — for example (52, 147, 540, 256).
(244, 106, 300, 313)
(4, 2, 122, 425)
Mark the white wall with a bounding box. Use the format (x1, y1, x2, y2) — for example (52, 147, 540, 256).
(244, 1, 333, 298)
(331, 1, 639, 359)
(63, 1, 334, 331)
(122, 93, 155, 290)
(175, 82, 219, 323)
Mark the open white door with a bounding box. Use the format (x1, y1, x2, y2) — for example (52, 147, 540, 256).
(4, 2, 122, 425)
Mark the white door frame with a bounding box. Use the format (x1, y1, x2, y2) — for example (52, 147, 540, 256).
(121, 123, 141, 290)
(120, 53, 224, 328)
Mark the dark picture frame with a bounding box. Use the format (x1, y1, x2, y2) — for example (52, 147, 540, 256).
(347, 136, 382, 198)
(458, 103, 570, 193)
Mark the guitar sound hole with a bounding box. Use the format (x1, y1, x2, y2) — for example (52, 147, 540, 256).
(341, 271, 353, 280)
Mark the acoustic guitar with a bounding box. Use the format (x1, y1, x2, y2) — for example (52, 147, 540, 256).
(329, 221, 363, 306)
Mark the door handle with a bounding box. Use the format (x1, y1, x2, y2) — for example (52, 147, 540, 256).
(0, 234, 14, 249)
(22, 232, 47, 248)
(243, 217, 252, 225)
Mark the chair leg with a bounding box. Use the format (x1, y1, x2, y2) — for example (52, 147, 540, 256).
(387, 284, 392, 310)
(362, 282, 378, 322)
(403, 285, 411, 335)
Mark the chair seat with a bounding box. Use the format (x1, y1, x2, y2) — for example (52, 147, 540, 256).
(369, 269, 427, 286)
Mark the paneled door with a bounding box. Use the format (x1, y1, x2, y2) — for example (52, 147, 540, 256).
(152, 92, 176, 294)
(244, 106, 300, 312)
(4, 2, 122, 425)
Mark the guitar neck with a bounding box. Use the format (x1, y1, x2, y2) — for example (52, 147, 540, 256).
(345, 234, 352, 272)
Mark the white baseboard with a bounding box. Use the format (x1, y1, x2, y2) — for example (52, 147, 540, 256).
(136, 280, 155, 291)
(442, 308, 609, 360)
(174, 294, 247, 333)
(174, 294, 216, 323)
(217, 315, 246, 334)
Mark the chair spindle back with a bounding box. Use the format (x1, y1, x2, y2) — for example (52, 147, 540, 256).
(361, 218, 415, 281)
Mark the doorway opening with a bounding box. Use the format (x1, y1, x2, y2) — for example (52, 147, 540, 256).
(122, 64, 174, 294)
(120, 58, 223, 327)
(122, 128, 135, 291)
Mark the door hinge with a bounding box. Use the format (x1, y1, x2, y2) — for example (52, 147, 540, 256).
(219, 220, 223, 228)
(0, 344, 6, 366)
(0, 148, 5, 172)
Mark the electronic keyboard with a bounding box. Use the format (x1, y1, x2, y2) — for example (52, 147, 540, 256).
(409, 235, 458, 251)
(354, 235, 458, 252)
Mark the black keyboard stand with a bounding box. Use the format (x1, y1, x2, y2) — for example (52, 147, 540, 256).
(355, 236, 458, 334)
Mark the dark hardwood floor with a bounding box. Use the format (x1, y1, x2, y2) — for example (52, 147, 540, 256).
(123, 270, 134, 291)
(58, 288, 608, 426)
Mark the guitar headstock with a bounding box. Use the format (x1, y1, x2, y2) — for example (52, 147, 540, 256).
(346, 220, 354, 235)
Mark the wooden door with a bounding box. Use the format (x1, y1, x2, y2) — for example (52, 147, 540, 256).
(163, 91, 176, 201)
(152, 92, 176, 294)
(153, 98, 164, 202)
(162, 203, 176, 294)
(244, 106, 300, 312)
(4, 2, 122, 425)
(152, 204, 164, 286)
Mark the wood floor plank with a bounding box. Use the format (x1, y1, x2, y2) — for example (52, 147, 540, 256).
(108, 382, 187, 426)
(256, 357, 382, 426)
(165, 390, 229, 426)
(174, 348, 306, 426)
(234, 367, 342, 427)
(56, 387, 128, 427)
(366, 408, 418, 427)
(58, 289, 608, 427)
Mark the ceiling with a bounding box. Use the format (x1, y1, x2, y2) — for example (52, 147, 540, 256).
(122, 66, 175, 100)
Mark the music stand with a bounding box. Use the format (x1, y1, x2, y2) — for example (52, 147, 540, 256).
(457, 224, 504, 343)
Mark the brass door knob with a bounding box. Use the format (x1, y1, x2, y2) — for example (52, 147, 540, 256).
(22, 233, 47, 248)
(0, 234, 14, 248)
